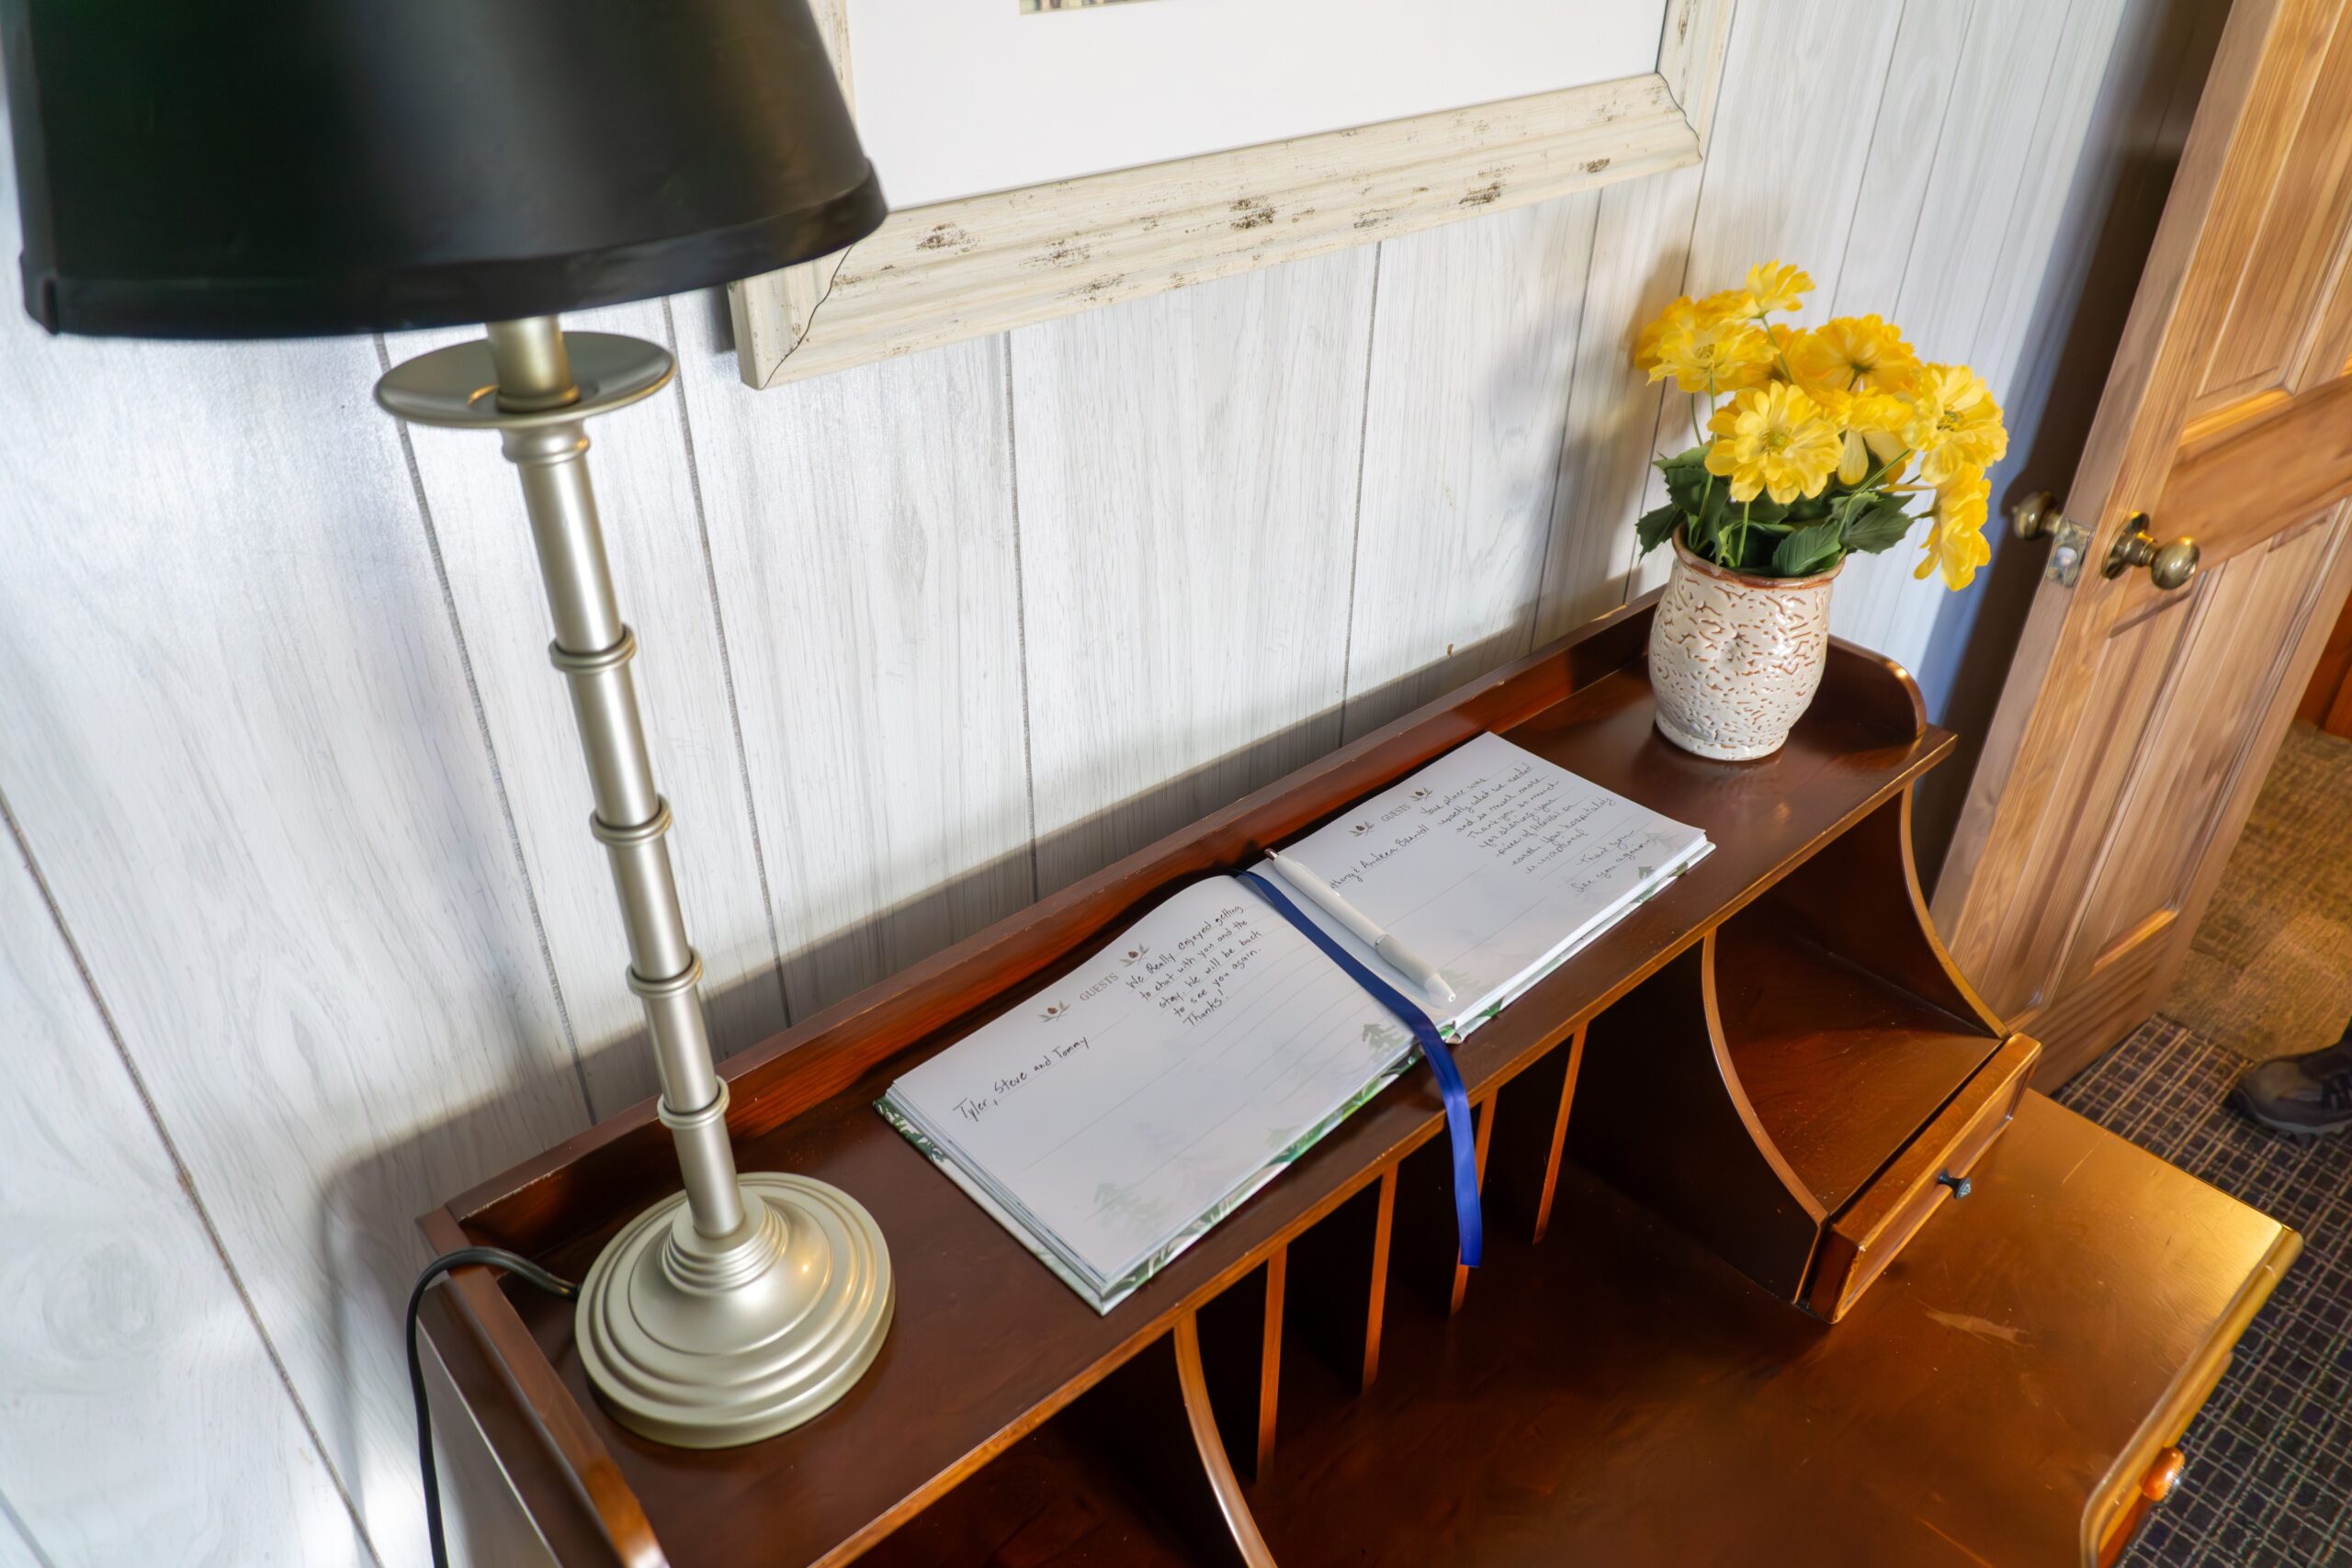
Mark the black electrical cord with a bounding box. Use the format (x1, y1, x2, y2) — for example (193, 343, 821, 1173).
(406, 1247, 578, 1568)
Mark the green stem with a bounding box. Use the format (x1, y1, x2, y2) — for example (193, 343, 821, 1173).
(1755, 306, 1798, 384)
(1855, 445, 1915, 493)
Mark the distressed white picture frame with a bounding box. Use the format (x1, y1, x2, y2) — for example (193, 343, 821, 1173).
(727, 0, 1736, 388)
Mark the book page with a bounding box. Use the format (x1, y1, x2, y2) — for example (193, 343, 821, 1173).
(1276, 732, 1709, 1021)
(886, 878, 1408, 1285)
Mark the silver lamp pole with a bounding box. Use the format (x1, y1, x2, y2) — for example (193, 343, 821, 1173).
(376, 317, 893, 1448)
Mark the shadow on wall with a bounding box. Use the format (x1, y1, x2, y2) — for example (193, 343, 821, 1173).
(1539, 243, 1694, 637)
(381, 675, 1475, 1551)
(1910, 0, 2224, 895)
(481, 654, 1439, 1138)
(414, 642, 1496, 1133)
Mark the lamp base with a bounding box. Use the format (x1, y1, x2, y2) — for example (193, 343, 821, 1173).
(575, 1172, 893, 1448)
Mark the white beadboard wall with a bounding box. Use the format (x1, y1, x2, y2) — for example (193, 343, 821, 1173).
(0, 3, 2184, 1562)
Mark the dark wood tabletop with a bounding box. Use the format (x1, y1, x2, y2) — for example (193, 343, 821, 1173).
(1245, 1091, 2296, 1567)
(417, 594, 2294, 1568)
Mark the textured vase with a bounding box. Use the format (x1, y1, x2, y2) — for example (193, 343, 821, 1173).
(1646, 529, 1841, 761)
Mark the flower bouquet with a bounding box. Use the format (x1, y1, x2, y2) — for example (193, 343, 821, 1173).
(1630, 262, 2006, 759)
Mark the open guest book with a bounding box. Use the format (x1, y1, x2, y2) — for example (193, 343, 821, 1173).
(877, 731, 1712, 1311)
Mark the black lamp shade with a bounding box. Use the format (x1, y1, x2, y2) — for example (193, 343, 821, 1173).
(2, 0, 885, 338)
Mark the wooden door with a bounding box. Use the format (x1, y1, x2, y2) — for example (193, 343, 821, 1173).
(1936, 0, 2352, 1085)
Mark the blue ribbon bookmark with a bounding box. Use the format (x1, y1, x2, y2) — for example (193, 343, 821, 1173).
(1238, 870, 1482, 1268)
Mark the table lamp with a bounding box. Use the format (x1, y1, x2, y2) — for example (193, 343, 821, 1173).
(5, 0, 895, 1447)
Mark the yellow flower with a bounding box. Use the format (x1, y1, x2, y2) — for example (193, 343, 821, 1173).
(1704, 383, 1844, 504)
(1698, 287, 1758, 324)
(1761, 322, 1806, 376)
(1744, 261, 1814, 317)
(1789, 315, 1920, 399)
(1632, 296, 1690, 374)
(1641, 297, 1773, 394)
(1837, 429, 1871, 486)
(1838, 389, 1913, 483)
(1916, 468, 1992, 590)
(1902, 364, 2008, 484)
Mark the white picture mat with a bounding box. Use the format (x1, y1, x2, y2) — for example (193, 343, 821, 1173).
(844, 0, 1670, 209)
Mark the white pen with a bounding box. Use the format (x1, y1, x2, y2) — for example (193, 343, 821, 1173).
(1266, 849, 1457, 1008)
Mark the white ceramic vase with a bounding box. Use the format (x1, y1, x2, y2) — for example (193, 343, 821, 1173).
(1646, 529, 1842, 761)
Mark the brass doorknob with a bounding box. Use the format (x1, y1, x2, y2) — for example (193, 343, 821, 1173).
(2011, 491, 2095, 585)
(2104, 513, 2199, 590)
(2011, 491, 2061, 540)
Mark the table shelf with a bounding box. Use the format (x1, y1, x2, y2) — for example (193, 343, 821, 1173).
(1715, 916, 1996, 1215)
(418, 592, 2292, 1568)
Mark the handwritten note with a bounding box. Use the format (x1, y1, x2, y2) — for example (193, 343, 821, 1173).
(944, 900, 1283, 1132)
(1127, 903, 1276, 1023)
(880, 730, 1707, 1314)
(885, 879, 1408, 1297)
(1278, 732, 1710, 1029)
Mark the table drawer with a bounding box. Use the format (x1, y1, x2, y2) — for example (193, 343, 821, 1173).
(1804, 1033, 2041, 1321)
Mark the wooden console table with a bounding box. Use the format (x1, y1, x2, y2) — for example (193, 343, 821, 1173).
(422, 594, 2297, 1567)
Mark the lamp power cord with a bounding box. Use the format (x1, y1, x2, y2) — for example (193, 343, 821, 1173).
(405, 1247, 579, 1568)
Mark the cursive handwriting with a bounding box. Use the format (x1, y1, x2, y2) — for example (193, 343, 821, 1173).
(1123, 904, 1272, 1026)
(954, 1034, 1093, 1124)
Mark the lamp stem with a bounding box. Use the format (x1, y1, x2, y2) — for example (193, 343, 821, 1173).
(379, 317, 891, 1446)
(484, 314, 743, 1242)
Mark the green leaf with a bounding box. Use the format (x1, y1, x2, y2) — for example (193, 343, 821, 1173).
(1659, 446, 1711, 513)
(1743, 492, 1792, 525)
(1773, 520, 1844, 577)
(1635, 502, 1680, 556)
(1686, 502, 1724, 563)
(1838, 492, 1917, 555)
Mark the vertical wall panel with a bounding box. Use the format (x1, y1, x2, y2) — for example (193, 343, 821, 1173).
(0, 130, 585, 1568)
(1669, 2, 1908, 332)
(677, 315, 1034, 1019)
(1821, 0, 1999, 660)
(390, 300, 788, 1111)
(1528, 0, 1741, 641)
(1880, 0, 2138, 673)
(1534, 162, 1711, 642)
(1832, 0, 2115, 667)
(1971, 0, 2157, 407)
(0, 831, 370, 1565)
(1829, 0, 1981, 321)
(1342, 195, 1600, 741)
(0, 315, 589, 1568)
(1015, 249, 1378, 891)
(1539, 0, 1908, 638)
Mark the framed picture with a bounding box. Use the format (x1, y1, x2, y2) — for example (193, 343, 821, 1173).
(728, 0, 1735, 388)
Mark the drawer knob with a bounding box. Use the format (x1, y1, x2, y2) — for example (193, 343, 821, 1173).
(1937, 1171, 1973, 1199)
(2143, 1446, 2186, 1503)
